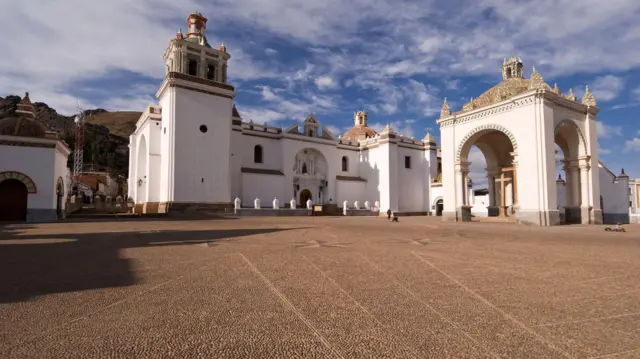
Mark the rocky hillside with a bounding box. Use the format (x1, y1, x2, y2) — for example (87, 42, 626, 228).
(0, 95, 140, 176)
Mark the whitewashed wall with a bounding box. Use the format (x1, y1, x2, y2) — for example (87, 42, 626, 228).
(599, 165, 629, 223)
(336, 180, 366, 207)
(0, 142, 56, 210)
(241, 173, 287, 206)
(397, 146, 428, 212)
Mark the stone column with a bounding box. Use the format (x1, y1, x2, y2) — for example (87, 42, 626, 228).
(455, 162, 471, 221)
(486, 168, 500, 216)
(579, 159, 592, 224)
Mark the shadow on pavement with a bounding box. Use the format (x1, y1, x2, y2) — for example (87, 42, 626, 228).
(0, 226, 298, 304)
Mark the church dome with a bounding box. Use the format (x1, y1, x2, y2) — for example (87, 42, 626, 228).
(0, 116, 47, 138)
(342, 126, 377, 141)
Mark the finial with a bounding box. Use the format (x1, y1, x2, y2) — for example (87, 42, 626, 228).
(566, 88, 577, 101)
(219, 42, 227, 52)
(581, 85, 596, 106)
(553, 83, 561, 95)
(440, 97, 451, 118)
(24, 92, 29, 99)
(618, 168, 629, 179)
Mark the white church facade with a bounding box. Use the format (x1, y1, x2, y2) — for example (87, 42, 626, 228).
(127, 12, 630, 225)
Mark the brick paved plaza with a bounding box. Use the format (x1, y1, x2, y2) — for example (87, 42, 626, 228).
(1, 216, 639, 358)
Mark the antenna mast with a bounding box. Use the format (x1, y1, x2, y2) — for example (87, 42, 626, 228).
(71, 100, 86, 194)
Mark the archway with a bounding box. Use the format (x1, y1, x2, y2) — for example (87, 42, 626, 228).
(554, 120, 588, 224)
(0, 179, 29, 221)
(299, 189, 312, 206)
(56, 177, 64, 219)
(292, 148, 328, 204)
(136, 135, 148, 203)
(457, 126, 517, 219)
(435, 199, 443, 216)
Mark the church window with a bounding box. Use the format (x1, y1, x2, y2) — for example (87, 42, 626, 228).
(302, 163, 308, 174)
(188, 59, 198, 76)
(404, 156, 411, 169)
(207, 64, 216, 80)
(341, 156, 348, 171)
(254, 145, 263, 163)
(199, 125, 208, 133)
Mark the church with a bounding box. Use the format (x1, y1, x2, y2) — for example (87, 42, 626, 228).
(127, 11, 630, 225)
(0, 93, 71, 222)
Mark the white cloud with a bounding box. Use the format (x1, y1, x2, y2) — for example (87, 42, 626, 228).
(623, 138, 640, 153)
(599, 147, 612, 155)
(314, 76, 338, 90)
(596, 121, 622, 138)
(589, 75, 625, 102)
(468, 147, 488, 189)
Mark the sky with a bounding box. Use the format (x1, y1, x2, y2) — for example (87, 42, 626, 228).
(1, 0, 639, 187)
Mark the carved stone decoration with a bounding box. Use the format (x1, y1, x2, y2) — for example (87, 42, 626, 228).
(364, 200, 370, 209)
(272, 197, 279, 209)
(455, 124, 518, 162)
(343, 200, 348, 215)
(440, 98, 451, 118)
(306, 199, 312, 209)
(354, 200, 360, 209)
(566, 88, 577, 101)
(254, 197, 261, 209)
(528, 67, 546, 90)
(581, 85, 597, 107)
(552, 83, 562, 95)
(290, 198, 296, 209)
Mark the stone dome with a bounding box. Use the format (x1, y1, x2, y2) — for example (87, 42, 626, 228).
(342, 126, 377, 141)
(0, 116, 47, 138)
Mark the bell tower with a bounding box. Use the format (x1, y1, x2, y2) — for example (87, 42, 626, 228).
(502, 56, 524, 80)
(353, 110, 368, 127)
(156, 11, 235, 211)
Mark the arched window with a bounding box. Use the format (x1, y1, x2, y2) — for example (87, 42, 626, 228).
(254, 145, 263, 163)
(341, 156, 348, 172)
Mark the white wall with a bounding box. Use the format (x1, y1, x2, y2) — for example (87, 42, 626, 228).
(336, 180, 366, 207)
(599, 165, 628, 220)
(171, 87, 233, 203)
(397, 146, 427, 212)
(0, 142, 56, 210)
(241, 173, 287, 207)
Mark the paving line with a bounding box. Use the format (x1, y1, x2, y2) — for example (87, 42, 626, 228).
(357, 252, 501, 359)
(410, 251, 575, 359)
(238, 252, 345, 359)
(300, 253, 421, 359)
(587, 347, 640, 359)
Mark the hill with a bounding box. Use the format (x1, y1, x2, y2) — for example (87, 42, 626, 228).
(0, 95, 141, 176)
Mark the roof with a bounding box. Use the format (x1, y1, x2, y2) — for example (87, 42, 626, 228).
(184, 35, 211, 48)
(457, 77, 552, 113)
(232, 104, 241, 118)
(342, 126, 377, 141)
(0, 116, 47, 138)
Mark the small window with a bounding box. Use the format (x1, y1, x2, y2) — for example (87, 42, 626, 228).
(341, 156, 348, 171)
(188, 60, 198, 76)
(199, 125, 208, 133)
(254, 145, 263, 163)
(404, 156, 411, 169)
(207, 64, 216, 80)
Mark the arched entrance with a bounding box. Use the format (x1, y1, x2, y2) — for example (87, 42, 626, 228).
(435, 199, 443, 216)
(56, 177, 64, 219)
(554, 120, 589, 224)
(456, 126, 517, 220)
(0, 179, 29, 222)
(136, 135, 148, 203)
(292, 148, 328, 205)
(299, 189, 312, 206)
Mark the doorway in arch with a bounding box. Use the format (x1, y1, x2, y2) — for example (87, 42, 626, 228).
(0, 179, 28, 222)
(436, 199, 443, 216)
(299, 189, 312, 207)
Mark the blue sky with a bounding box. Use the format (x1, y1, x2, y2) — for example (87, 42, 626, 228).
(1, 0, 639, 184)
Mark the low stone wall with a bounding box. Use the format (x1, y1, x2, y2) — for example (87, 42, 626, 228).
(346, 209, 380, 216)
(236, 208, 312, 216)
(630, 214, 640, 224)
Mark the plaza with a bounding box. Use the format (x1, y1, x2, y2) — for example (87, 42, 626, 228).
(1, 216, 639, 358)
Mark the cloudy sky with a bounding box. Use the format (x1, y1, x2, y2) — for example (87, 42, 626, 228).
(2, 0, 639, 185)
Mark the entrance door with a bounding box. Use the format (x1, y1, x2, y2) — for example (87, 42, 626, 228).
(0, 179, 28, 222)
(56, 183, 64, 219)
(436, 200, 443, 216)
(299, 189, 312, 207)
